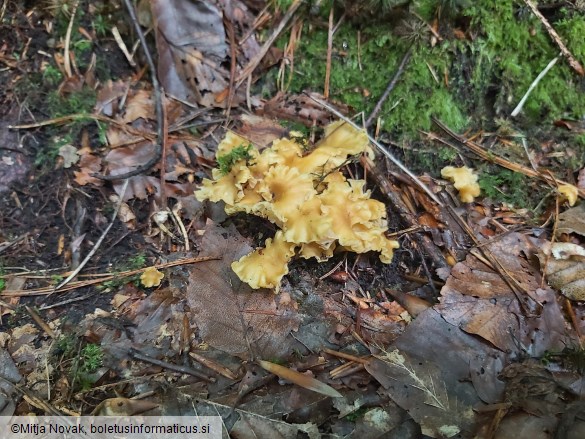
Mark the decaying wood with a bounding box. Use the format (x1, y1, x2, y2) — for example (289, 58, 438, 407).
(361, 156, 448, 272)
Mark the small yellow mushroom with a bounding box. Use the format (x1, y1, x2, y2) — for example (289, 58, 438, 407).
(441, 166, 481, 203)
(557, 183, 578, 206)
(140, 266, 164, 288)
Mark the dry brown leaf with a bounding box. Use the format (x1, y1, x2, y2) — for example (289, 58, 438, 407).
(538, 243, 585, 301)
(437, 233, 569, 354)
(181, 397, 320, 439)
(183, 222, 301, 359)
(104, 141, 157, 176)
(84, 289, 187, 363)
(111, 176, 193, 202)
(105, 126, 146, 149)
(151, 0, 259, 108)
(260, 92, 345, 127)
(366, 339, 479, 438)
(74, 148, 103, 186)
(94, 79, 127, 116)
(122, 89, 153, 123)
(557, 203, 585, 237)
(237, 114, 289, 148)
(357, 308, 406, 346)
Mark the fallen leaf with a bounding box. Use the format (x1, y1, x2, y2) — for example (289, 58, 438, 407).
(74, 148, 103, 186)
(556, 203, 585, 237)
(237, 114, 289, 148)
(122, 89, 153, 123)
(437, 233, 569, 355)
(260, 92, 344, 127)
(94, 79, 127, 116)
(183, 222, 301, 359)
(151, 0, 258, 108)
(538, 243, 585, 301)
(366, 340, 478, 438)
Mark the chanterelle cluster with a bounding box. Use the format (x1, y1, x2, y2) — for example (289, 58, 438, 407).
(195, 121, 399, 292)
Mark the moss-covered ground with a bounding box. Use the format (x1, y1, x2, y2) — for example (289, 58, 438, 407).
(268, 0, 585, 209)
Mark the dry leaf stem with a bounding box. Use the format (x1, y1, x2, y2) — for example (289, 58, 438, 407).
(521, 0, 584, 76)
(366, 47, 413, 128)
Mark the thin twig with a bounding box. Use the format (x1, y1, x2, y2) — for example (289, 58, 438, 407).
(323, 348, 370, 364)
(324, 7, 334, 98)
(63, 0, 80, 78)
(306, 93, 443, 206)
(10, 113, 154, 139)
(361, 156, 448, 271)
(111, 25, 136, 67)
(26, 306, 56, 338)
(522, 0, 584, 76)
(130, 349, 215, 382)
(93, 0, 164, 180)
(159, 93, 168, 210)
(53, 180, 129, 292)
(366, 47, 413, 127)
(511, 54, 560, 117)
(2, 256, 218, 297)
(39, 292, 96, 310)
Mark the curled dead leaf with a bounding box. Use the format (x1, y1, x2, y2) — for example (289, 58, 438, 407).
(258, 359, 343, 398)
(92, 397, 158, 416)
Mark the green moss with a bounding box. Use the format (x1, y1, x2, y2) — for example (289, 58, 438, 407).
(127, 253, 147, 270)
(478, 167, 538, 208)
(42, 65, 64, 87)
(46, 88, 96, 118)
(34, 134, 72, 167)
(281, 1, 584, 139)
(346, 407, 369, 422)
(272, 1, 584, 208)
(462, 1, 585, 122)
(286, 22, 468, 136)
(79, 343, 103, 374)
(217, 144, 254, 175)
(53, 337, 104, 391)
